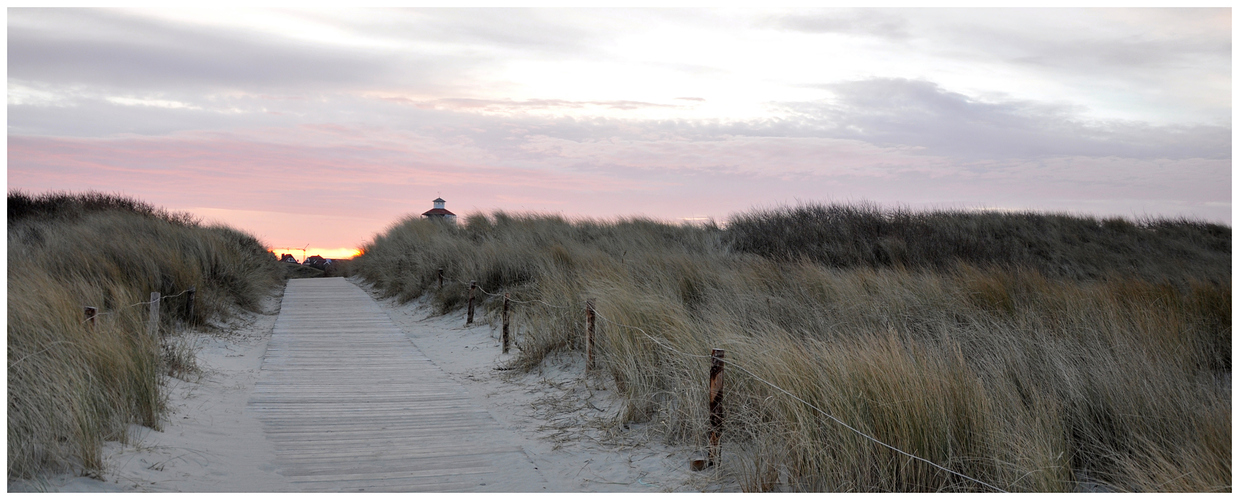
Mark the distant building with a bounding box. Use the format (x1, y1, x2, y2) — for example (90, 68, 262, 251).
(304, 255, 331, 270)
(422, 197, 457, 223)
(278, 253, 298, 264)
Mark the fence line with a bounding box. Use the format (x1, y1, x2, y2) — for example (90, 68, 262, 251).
(471, 281, 501, 297)
(589, 309, 1009, 493)
(32, 286, 199, 368)
(505, 296, 570, 309)
(442, 273, 1007, 492)
(725, 358, 1008, 492)
(460, 279, 570, 309)
(11, 340, 81, 367)
(121, 288, 192, 308)
(82, 310, 118, 323)
(80, 287, 196, 324)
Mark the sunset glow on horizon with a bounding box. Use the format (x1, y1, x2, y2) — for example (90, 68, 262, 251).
(270, 247, 363, 262)
(8, 8, 1231, 251)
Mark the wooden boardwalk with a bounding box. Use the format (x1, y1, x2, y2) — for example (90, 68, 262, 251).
(249, 278, 544, 492)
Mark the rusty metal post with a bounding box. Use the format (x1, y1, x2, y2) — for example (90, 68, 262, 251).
(147, 292, 161, 338)
(85, 306, 97, 329)
(438, 268, 444, 290)
(502, 293, 511, 354)
(466, 280, 476, 325)
(708, 348, 725, 467)
(185, 286, 196, 324)
(585, 298, 596, 371)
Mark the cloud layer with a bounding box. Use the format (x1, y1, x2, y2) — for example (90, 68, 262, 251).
(8, 8, 1231, 250)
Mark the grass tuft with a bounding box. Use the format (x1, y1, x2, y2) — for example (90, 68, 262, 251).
(8, 191, 283, 479)
(355, 203, 1229, 492)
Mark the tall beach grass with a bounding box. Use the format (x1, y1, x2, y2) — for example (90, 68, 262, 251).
(355, 204, 1230, 492)
(7, 191, 284, 480)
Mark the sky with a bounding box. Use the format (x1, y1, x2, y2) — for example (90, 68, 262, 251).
(7, 7, 1232, 259)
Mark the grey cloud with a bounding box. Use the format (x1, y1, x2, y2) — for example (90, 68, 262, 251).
(7, 96, 295, 137)
(1012, 35, 1230, 71)
(373, 10, 731, 78)
(384, 97, 684, 112)
(774, 9, 911, 40)
(400, 9, 601, 55)
(782, 78, 1230, 161)
(16, 72, 1226, 167)
(8, 9, 451, 94)
(781, 9, 1229, 125)
(270, 8, 607, 61)
(923, 9, 1230, 122)
(962, 23, 1229, 77)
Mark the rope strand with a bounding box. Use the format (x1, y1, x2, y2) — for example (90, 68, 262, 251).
(422, 276, 1007, 491)
(590, 308, 1009, 493)
(724, 359, 1008, 493)
(453, 280, 569, 309)
(81, 287, 196, 324)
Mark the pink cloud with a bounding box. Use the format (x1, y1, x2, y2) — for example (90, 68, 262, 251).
(8, 129, 679, 248)
(517, 134, 959, 179)
(10, 119, 1230, 255)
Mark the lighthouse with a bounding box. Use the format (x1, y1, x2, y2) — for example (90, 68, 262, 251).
(421, 197, 457, 223)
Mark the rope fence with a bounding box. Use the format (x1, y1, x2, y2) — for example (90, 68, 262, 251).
(18, 286, 203, 373)
(10, 340, 81, 368)
(79, 286, 199, 338)
(589, 307, 1007, 492)
(441, 270, 1009, 493)
(461, 279, 570, 309)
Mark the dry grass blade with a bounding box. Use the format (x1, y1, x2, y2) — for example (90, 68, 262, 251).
(354, 204, 1228, 492)
(8, 191, 283, 480)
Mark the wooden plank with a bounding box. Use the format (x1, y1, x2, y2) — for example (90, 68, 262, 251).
(269, 447, 523, 459)
(255, 417, 492, 428)
(259, 424, 500, 438)
(249, 277, 544, 492)
(279, 463, 497, 479)
(267, 447, 528, 463)
(284, 469, 496, 485)
(244, 413, 485, 424)
(249, 395, 478, 403)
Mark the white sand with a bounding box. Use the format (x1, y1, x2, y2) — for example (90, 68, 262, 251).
(14, 280, 737, 492)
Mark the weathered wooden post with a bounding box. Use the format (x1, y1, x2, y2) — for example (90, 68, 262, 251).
(84, 306, 98, 329)
(466, 280, 476, 325)
(502, 293, 511, 354)
(147, 292, 161, 338)
(438, 268, 444, 290)
(585, 298, 596, 371)
(708, 348, 725, 467)
(185, 286, 196, 324)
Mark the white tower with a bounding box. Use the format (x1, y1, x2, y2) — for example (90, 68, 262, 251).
(422, 197, 457, 223)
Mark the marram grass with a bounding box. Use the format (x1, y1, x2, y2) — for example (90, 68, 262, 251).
(356, 206, 1230, 492)
(8, 191, 283, 479)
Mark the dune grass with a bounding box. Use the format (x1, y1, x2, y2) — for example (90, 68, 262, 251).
(726, 203, 1230, 282)
(355, 205, 1230, 492)
(7, 191, 284, 480)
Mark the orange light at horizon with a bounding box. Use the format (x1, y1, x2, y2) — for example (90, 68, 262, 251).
(269, 247, 363, 261)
